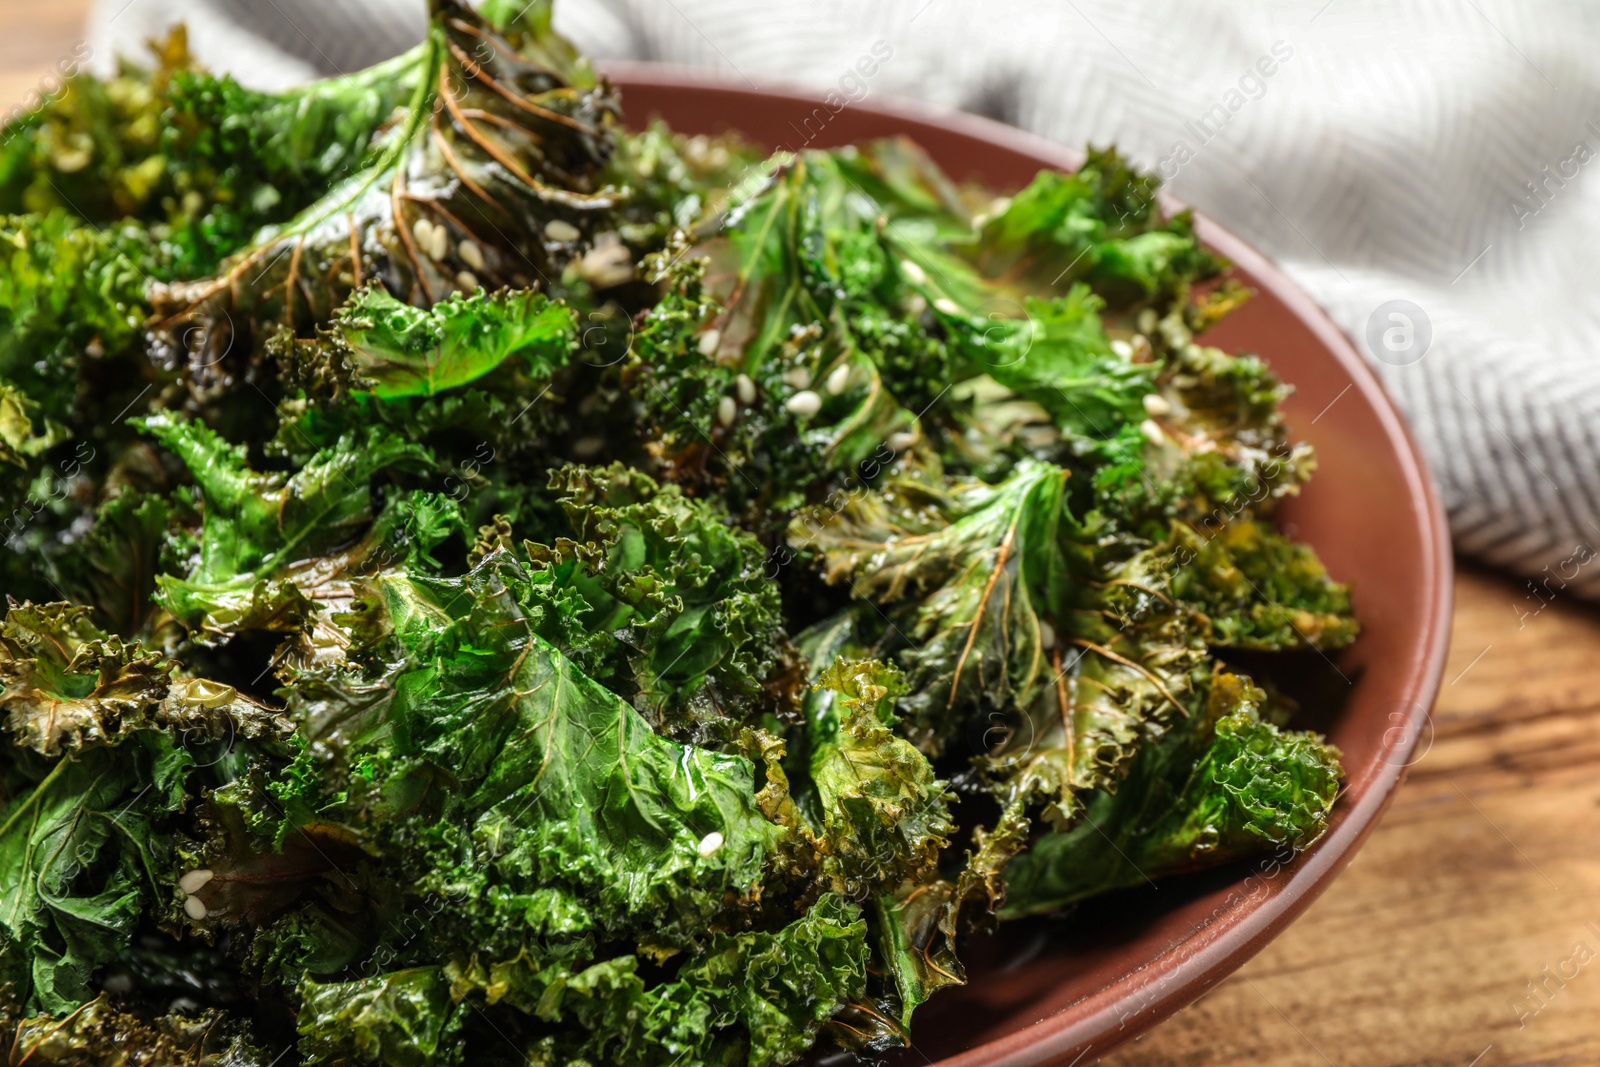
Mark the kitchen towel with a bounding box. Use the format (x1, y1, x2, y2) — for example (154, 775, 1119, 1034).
(87, 0, 1600, 599)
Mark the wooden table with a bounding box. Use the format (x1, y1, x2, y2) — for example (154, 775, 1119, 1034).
(5, 6, 1597, 1064)
(1104, 563, 1600, 1067)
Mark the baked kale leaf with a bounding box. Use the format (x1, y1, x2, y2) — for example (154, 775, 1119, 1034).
(0, 1, 1355, 1062)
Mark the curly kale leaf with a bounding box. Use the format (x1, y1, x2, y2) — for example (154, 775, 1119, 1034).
(0, 215, 165, 593)
(963, 147, 1224, 315)
(154, 0, 621, 372)
(412, 893, 868, 1067)
(1000, 672, 1342, 917)
(1098, 327, 1314, 533)
(0, 212, 156, 404)
(278, 286, 576, 401)
(186, 550, 866, 1066)
(799, 656, 954, 900)
(940, 286, 1155, 440)
(518, 463, 794, 742)
(134, 411, 455, 641)
(363, 553, 788, 937)
(0, 602, 291, 757)
(0, 26, 414, 278)
(296, 967, 460, 1067)
(627, 147, 948, 507)
(793, 459, 1069, 755)
(978, 510, 1211, 831)
(865, 801, 1030, 1035)
(0, 381, 64, 469)
(0, 730, 192, 1014)
(1157, 520, 1357, 651)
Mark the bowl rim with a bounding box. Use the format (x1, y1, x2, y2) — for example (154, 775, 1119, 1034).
(601, 60, 1456, 1066)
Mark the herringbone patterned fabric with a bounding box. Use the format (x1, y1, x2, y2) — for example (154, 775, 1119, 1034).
(89, 0, 1600, 596)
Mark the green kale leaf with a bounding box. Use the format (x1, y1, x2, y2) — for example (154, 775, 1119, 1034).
(793, 459, 1069, 756)
(1000, 672, 1342, 916)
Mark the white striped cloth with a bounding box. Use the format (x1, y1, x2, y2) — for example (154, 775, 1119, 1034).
(88, 0, 1600, 597)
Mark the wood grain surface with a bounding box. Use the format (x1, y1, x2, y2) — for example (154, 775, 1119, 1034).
(0, 1, 91, 121)
(3, 5, 1596, 1064)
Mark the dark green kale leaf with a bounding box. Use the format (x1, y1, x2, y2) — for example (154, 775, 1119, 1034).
(1000, 672, 1342, 916)
(134, 411, 455, 643)
(0, 723, 192, 1014)
(936, 284, 1155, 440)
(865, 801, 1030, 1035)
(353, 552, 789, 940)
(978, 524, 1206, 838)
(427, 892, 868, 1067)
(1098, 324, 1313, 534)
(0, 211, 156, 417)
(154, 0, 621, 375)
(277, 286, 575, 401)
(45, 490, 178, 639)
(626, 147, 945, 509)
(0, 214, 164, 606)
(296, 967, 460, 1067)
(181, 549, 868, 1067)
(518, 463, 796, 742)
(793, 459, 1069, 756)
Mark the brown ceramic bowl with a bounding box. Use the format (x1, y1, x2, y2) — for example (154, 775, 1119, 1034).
(603, 64, 1454, 1067)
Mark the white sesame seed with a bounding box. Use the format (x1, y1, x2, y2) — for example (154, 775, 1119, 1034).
(785, 390, 823, 418)
(1142, 393, 1172, 417)
(1039, 620, 1057, 650)
(1111, 339, 1134, 358)
(697, 329, 721, 357)
(544, 219, 582, 242)
(411, 219, 435, 256)
(456, 271, 480, 291)
(887, 431, 917, 454)
(697, 831, 725, 857)
(183, 896, 208, 920)
(735, 374, 757, 404)
(783, 367, 812, 390)
(717, 395, 738, 427)
(1140, 418, 1166, 445)
(825, 363, 852, 396)
(899, 259, 928, 286)
(458, 239, 485, 272)
(933, 297, 962, 316)
(571, 436, 604, 458)
(179, 869, 214, 894)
